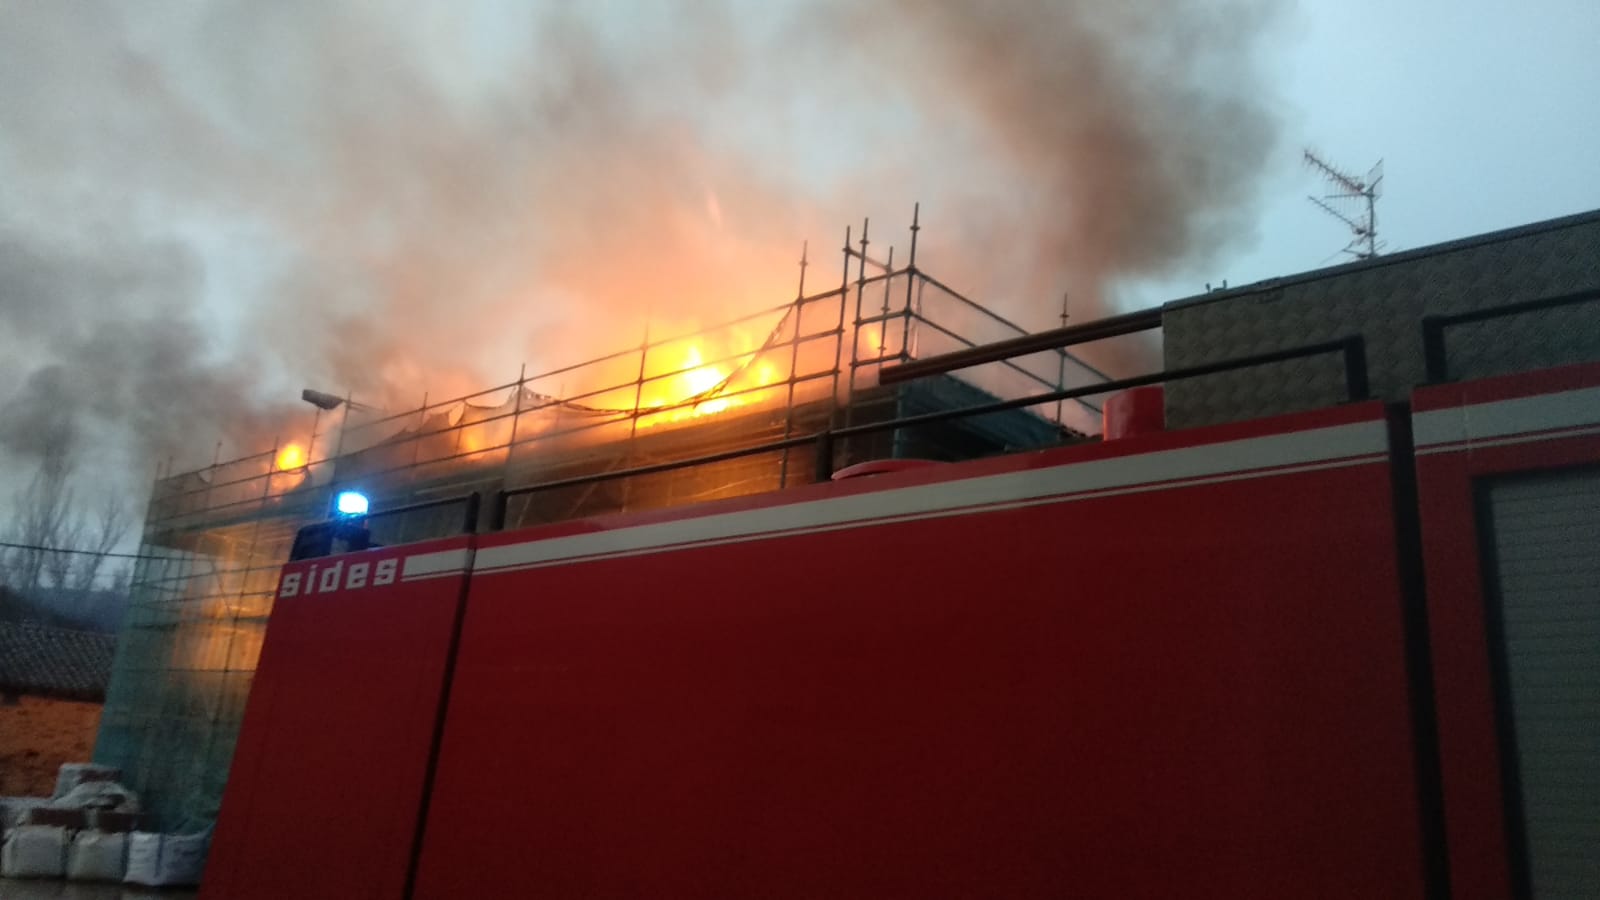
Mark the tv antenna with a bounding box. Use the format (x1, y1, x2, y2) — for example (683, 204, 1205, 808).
(1304, 149, 1383, 260)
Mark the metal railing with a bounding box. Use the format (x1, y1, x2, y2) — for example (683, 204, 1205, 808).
(144, 212, 1130, 533)
(490, 333, 1370, 530)
(287, 492, 483, 561)
(1421, 288, 1600, 383)
(878, 305, 1163, 386)
(146, 285, 1115, 533)
(365, 492, 483, 537)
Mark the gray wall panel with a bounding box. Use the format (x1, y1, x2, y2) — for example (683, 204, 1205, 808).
(1163, 212, 1600, 428)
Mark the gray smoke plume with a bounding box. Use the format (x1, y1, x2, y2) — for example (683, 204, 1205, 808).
(0, 231, 289, 462)
(0, 0, 1284, 508)
(844, 1, 1284, 308)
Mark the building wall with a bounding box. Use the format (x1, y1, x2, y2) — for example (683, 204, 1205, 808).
(0, 695, 102, 797)
(1162, 210, 1600, 428)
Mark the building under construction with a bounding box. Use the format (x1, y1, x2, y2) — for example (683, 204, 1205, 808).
(93, 222, 1114, 829)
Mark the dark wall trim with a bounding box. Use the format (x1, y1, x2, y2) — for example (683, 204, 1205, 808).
(1473, 475, 1533, 900)
(1385, 405, 1453, 900)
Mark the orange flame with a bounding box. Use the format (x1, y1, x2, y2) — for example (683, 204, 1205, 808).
(681, 346, 723, 395)
(638, 344, 743, 426)
(276, 442, 306, 470)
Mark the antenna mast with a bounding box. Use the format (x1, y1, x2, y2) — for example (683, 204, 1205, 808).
(1304, 149, 1383, 260)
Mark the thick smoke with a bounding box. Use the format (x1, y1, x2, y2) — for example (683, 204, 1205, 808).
(844, 1, 1283, 309)
(0, 232, 289, 462)
(0, 0, 1283, 507)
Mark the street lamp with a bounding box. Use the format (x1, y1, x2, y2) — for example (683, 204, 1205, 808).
(301, 389, 344, 411)
(300, 389, 377, 413)
(291, 389, 374, 474)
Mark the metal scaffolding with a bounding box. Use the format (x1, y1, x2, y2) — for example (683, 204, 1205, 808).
(94, 213, 1111, 829)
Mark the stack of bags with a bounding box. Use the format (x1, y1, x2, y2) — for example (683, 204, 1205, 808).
(122, 828, 212, 887)
(1, 763, 141, 881)
(0, 762, 212, 886)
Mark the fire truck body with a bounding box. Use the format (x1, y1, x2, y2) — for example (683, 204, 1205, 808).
(1411, 367, 1600, 899)
(199, 211, 1600, 898)
(200, 360, 1599, 898)
(413, 400, 1426, 899)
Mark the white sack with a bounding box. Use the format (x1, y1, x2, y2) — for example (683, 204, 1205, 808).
(67, 830, 127, 881)
(122, 830, 163, 886)
(0, 824, 68, 879)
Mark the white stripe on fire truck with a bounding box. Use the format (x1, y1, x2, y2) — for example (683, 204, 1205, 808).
(401, 547, 475, 581)
(1413, 423, 1600, 458)
(472, 418, 1390, 576)
(1411, 384, 1600, 451)
(480, 457, 1385, 574)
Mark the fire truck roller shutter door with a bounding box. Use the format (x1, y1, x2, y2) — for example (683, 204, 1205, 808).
(1480, 467, 1600, 900)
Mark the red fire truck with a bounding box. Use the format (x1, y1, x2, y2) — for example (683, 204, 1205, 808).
(200, 216, 1599, 899)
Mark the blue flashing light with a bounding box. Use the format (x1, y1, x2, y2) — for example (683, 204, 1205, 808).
(335, 491, 370, 516)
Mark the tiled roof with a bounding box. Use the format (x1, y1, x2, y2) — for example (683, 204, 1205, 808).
(0, 621, 116, 700)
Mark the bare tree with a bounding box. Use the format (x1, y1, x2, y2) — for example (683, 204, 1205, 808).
(110, 561, 134, 596)
(41, 504, 85, 589)
(3, 437, 134, 595)
(70, 493, 133, 590)
(2, 421, 139, 641)
(4, 441, 76, 589)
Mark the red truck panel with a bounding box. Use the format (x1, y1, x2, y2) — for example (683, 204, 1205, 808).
(1411, 362, 1600, 900)
(200, 536, 474, 900)
(414, 404, 1428, 899)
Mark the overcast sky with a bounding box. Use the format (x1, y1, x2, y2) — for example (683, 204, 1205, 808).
(0, 0, 1596, 512)
(1210, 0, 1599, 293)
